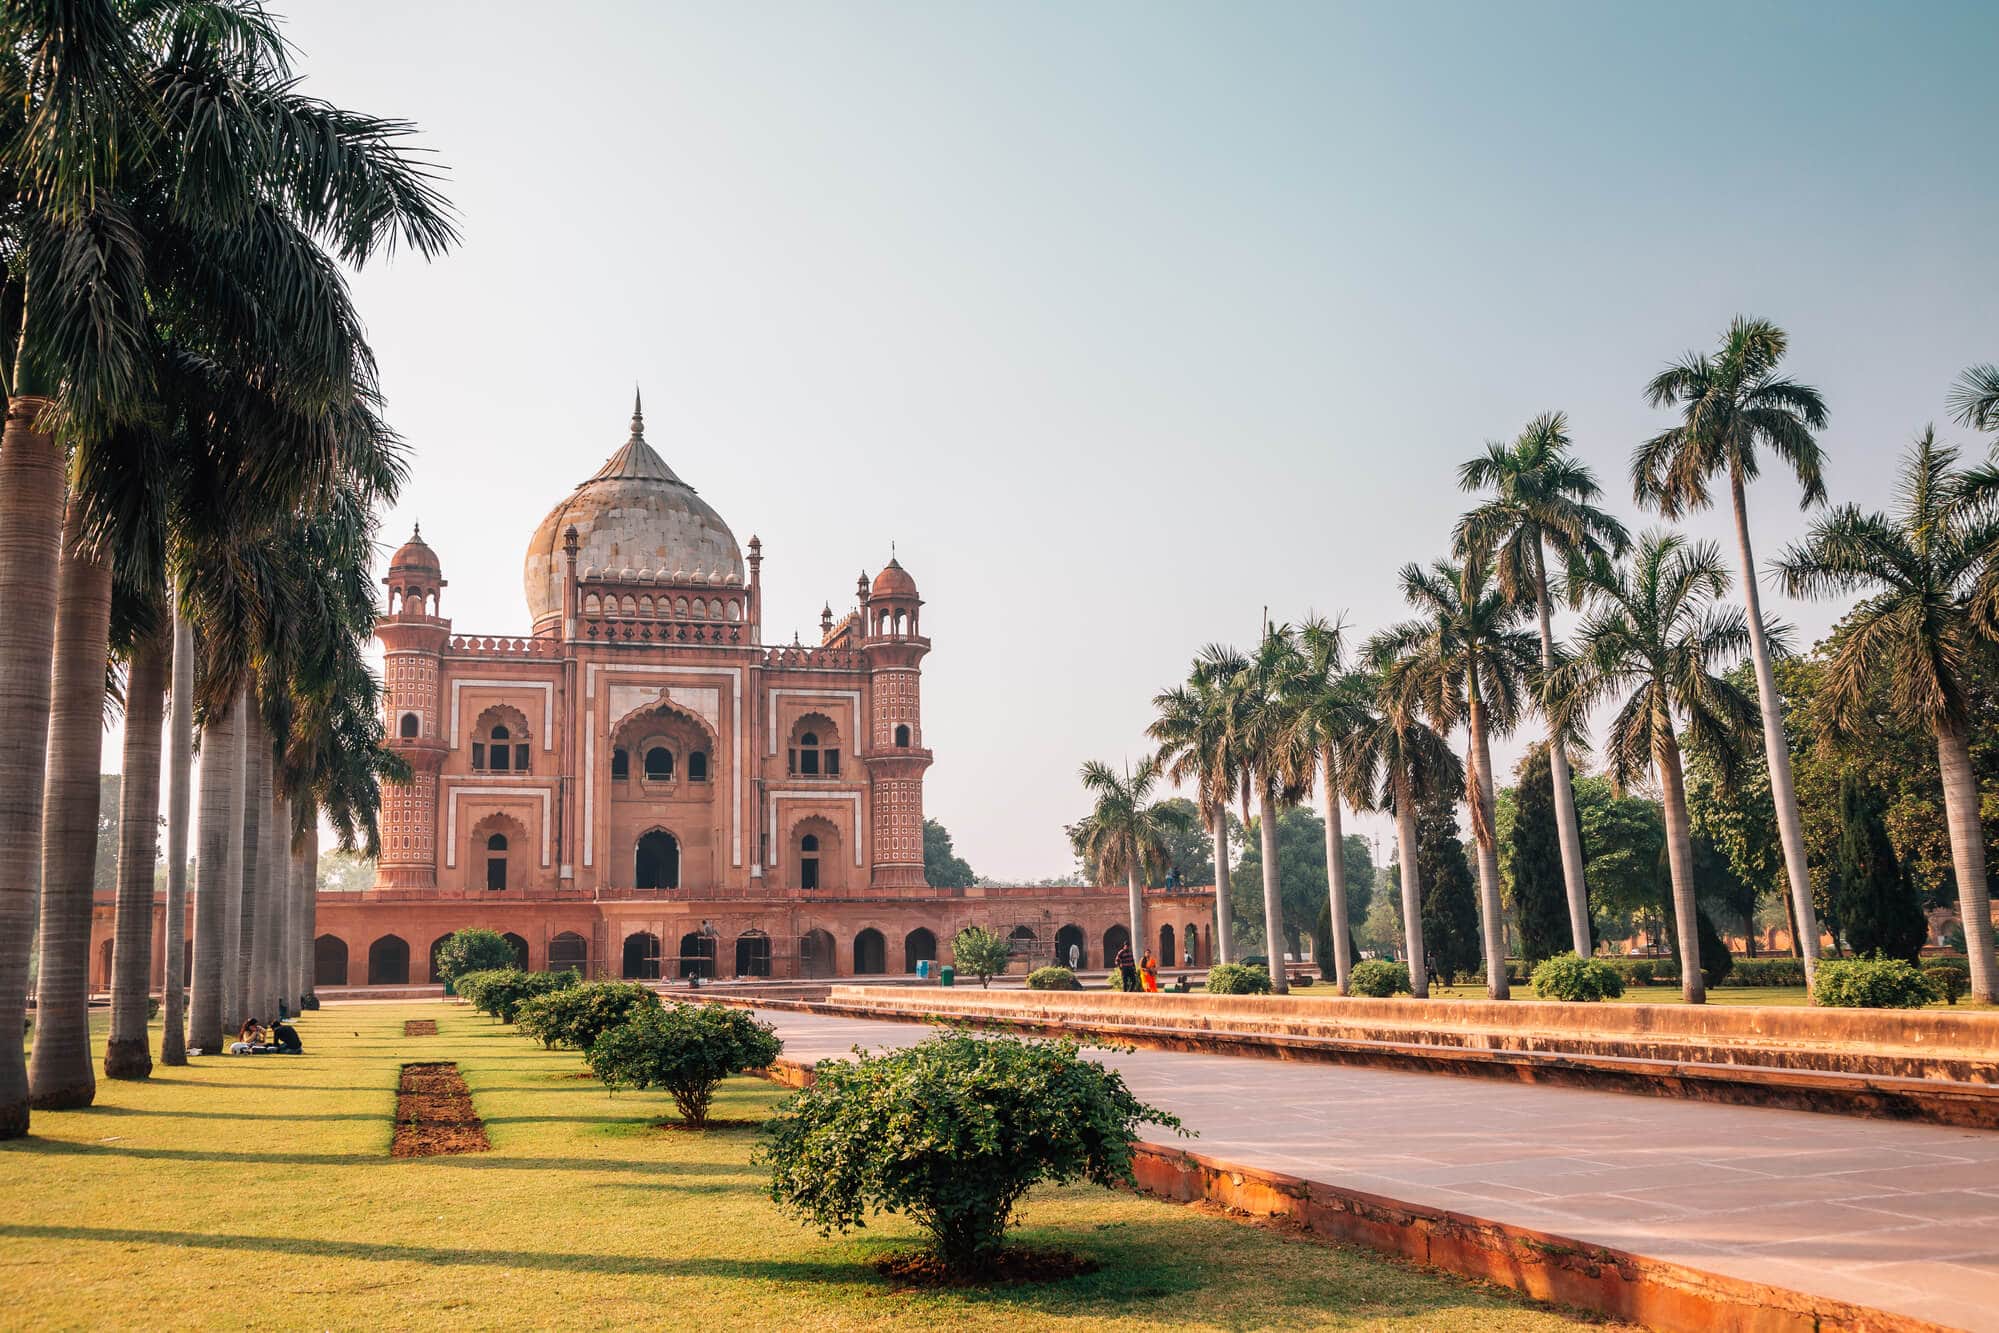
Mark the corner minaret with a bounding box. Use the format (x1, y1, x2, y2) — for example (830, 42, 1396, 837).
(862, 555, 931, 888)
(377, 527, 450, 890)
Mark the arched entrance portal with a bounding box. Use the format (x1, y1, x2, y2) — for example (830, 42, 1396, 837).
(314, 935, 348, 987)
(368, 935, 409, 986)
(1158, 924, 1176, 966)
(799, 928, 835, 979)
(735, 931, 771, 978)
(903, 928, 936, 973)
(503, 933, 530, 969)
(854, 928, 886, 975)
(622, 931, 661, 979)
(1055, 923, 1086, 969)
(677, 931, 716, 980)
(549, 932, 588, 975)
(635, 830, 679, 889)
(1103, 924, 1131, 967)
(1184, 922, 1201, 965)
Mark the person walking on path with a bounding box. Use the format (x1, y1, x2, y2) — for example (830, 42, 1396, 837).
(1115, 943, 1139, 992)
(1140, 950, 1160, 992)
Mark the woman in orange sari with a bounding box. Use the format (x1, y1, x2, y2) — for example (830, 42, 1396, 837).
(1139, 950, 1160, 992)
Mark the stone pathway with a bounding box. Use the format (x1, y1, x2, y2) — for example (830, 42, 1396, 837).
(756, 1006, 1999, 1331)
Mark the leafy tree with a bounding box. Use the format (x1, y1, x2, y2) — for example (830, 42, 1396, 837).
(1234, 810, 1371, 955)
(1073, 757, 1189, 966)
(922, 819, 976, 889)
(1149, 644, 1250, 962)
(950, 926, 1012, 989)
(1232, 624, 1316, 994)
(1951, 363, 1999, 435)
(1508, 745, 1572, 964)
(1070, 798, 1217, 888)
(434, 929, 516, 984)
(1835, 772, 1926, 963)
(1571, 775, 1664, 935)
(515, 981, 661, 1051)
(317, 851, 378, 894)
(1292, 615, 1375, 991)
(757, 1032, 1179, 1273)
(1657, 840, 1735, 987)
(1414, 790, 1481, 985)
(1634, 316, 1830, 989)
(588, 1003, 781, 1126)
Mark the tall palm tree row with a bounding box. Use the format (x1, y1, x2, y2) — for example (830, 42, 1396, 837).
(1232, 625, 1314, 994)
(1076, 758, 1188, 968)
(1777, 433, 1999, 1001)
(1149, 645, 1251, 966)
(1293, 616, 1374, 994)
(1633, 317, 1830, 986)
(0, 1, 455, 1136)
(1456, 413, 1629, 955)
(1551, 534, 1763, 1003)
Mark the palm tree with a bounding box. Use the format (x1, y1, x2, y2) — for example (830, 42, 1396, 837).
(1149, 645, 1249, 965)
(1776, 432, 1999, 1000)
(1551, 533, 1761, 1003)
(1293, 616, 1372, 993)
(1633, 316, 1828, 985)
(1457, 412, 1629, 955)
(1343, 650, 1464, 999)
(1373, 560, 1540, 999)
(1950, 364, 1999, 435)
(104, 621, 170, 1079)
(1231, 625, 1314, 994)
(1076, 757, 1188, 967)
(159, 605, 194, 1066)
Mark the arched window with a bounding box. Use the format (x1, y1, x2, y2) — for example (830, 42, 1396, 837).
(798, 731, 820, 775)
(687, 750, 708, 781)
(471, 709, 530, 774)
(894, 724, 910, 748)
(787, 716, 840, 778)
(611, 747, 629, 780)
(800, 832, 820, 891)
(399, 712, 420, 739)
(644, 746, 674, 781)
(485, 832, 509, 891)
(635, 829, 679, 889)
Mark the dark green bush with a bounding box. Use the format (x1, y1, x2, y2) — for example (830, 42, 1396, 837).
(756, 1031, 1181, 1273)
(1529, 953, 1625, 1002)
(1105, 965, 1135, 991)
(516, 980, 662, 1049)
(587, 1002, 781, 1125)
(1024, 966, 1081, 991)
(1203, 963, 1271, 995)
(1924, 965, 1969, 1005)
(1719, 957, 1806, 987)
(1348, 959, 1410, 997)
(460, 968, 580, 1023)
(1813, 955, 1937, 1009)
(433, 929, 518, 984)
(450, 969, 508, 1010)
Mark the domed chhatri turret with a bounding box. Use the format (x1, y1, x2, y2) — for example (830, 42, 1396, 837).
(389, 523, 442, 578)
(523, 391, 746, 635)
(870, 555, 918, 601)
(385, 523, 445, 619)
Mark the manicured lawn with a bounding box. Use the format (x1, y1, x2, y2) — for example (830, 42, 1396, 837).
(2, 1002, 1608, 1331)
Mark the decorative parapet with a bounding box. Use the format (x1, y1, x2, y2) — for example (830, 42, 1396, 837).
(582, 618, 746, 646)
(446, 635, 561, 658)
(763, 644, 864, 671)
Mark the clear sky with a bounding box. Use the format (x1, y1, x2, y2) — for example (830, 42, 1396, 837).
(181, 1, 1997, 878)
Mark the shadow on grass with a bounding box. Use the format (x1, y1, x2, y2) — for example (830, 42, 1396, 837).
(0, 1138, 749, 1175)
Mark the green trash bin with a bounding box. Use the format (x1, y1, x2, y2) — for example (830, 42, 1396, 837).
(939, 965, 955, 987)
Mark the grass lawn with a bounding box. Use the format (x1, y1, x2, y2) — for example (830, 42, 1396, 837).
(2, 1001, 1609, 1331)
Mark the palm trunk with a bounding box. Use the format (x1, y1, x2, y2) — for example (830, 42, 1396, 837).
(236, 706, 263, 1022)
(299, 819, 320, 1006)
(1533, 544, 1592, 954)
(1124, 862, 1144, 973)
(1209, 809, 1234, 965)
(0, 394, 63, 1139)
(1653, 722, 1706, 1004)
(284, 807, 306, 1012)
(105, 624, 168, 1079)
(191, 702, 238, 1051)
(1465, 696, 1510, 1000)
(219, 693, 246, 1030)
(1936, 724, 1998, 1002)
(1393, 763, 1428, 999)
(29, 497, 113, 1109)
(1255, 789, 1289, 994)
(1729, 469, 1819, 988)
(266, 794, 289, 1017)
(1319, 750, 1353, 993)
(160, 608, 194, 1066)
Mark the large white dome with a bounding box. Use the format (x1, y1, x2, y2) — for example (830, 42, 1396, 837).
(522, 398, 745, 634)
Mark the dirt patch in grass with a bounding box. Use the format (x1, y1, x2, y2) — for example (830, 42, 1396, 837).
(647, 1116, 763, 1133)
(873, 1246, 1099, 1288)
(403, 1020, 437, 1036)
(391, 1062, 489, 1157)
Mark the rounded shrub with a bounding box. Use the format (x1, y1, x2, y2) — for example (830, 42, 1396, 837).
(516, 980, 662, 1049)
(433, 928, 517, 984)
(1025, 966, 1081, 991)
(1923, 964, 1969, 1006)
(450, 968, 509, 1011)
(587, 1002, 782, 1125)
(1721, 957, 1806, 988)
(1529, 953, 1625, 1002)
(1348, 959, 1410, 998)
(460, 967, 581, 1023)
(1203, 963, 1271, 995)
(755, 1030, 1181, 1274)
(951, 926, 1013, 989)
(1813, 955, 1938, 1009)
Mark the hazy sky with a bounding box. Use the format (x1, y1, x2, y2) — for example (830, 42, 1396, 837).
(175, 1, 1996, 877)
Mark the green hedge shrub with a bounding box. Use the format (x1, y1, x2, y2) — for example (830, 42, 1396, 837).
(1348, 959, 1410, 997)
(1105, 965, 1134, 991)
(1203, 963, 1271, 995)
(1812, 955, 1937, 1009)
(587, 1002, 782, 1125)
(1529, 953, 1625, 1002)
(459, 968, 581, 1023)
(450, 969, 508, 1010)
(951, 926, 1013, 989)
(1720, 958, 1807, 987)
(1025, 966, 1081, 991)
(433, 928, 518, 983)
(1924, 965, 1969, 1005)
(755, 1030, 1181, 1273)
(516, 980, 662, 1049)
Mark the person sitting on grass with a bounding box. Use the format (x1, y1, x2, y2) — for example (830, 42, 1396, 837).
(228, 1018, 265, 1054)
(269, 1019, 302, 1054)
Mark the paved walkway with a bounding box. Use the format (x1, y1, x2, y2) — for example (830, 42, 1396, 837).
(756, 1007, 1999, 1331)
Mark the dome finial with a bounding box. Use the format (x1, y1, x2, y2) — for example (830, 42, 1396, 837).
(412, 521, 422, 541)
(630, 386, 644, 441)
